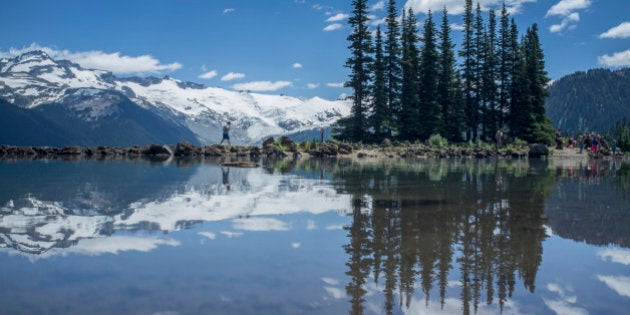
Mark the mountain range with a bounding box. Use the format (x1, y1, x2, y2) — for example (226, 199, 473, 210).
(0, 50, 351, 146)
(545, 68, 630, 135)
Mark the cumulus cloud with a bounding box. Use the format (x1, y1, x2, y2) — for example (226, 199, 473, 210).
(232, 80, 292, 92)
(198, 70, 218, 79)
(306, 83, 320, 89)
(599, 22, 630, 39)
(292, 62, 303, 68)
(545, 0, 591, 33)
(403, 0, 535, 16)
(371, 1, 385, 11)
(223, 8, 235, 14)
(549, 12, 580, 33)
(546, 0, 591, 17)
(326, 13, 349, 22)
(326, 82, 345, 88)
(198, 232, 216, 239)
(0, 43, 182, 75)
(323, 23, 343, 31)
(598, 248, 630, 265)
(598, 50, 630, 67)
(221, 72, 246, 81)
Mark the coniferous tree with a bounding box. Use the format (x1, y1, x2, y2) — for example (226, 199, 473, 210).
(399, 8, 421, 141)
(482, 9, 499, 140)
(497, 3, 513, 131)
(418, 10, 441, 139)
(438, 7, 464, 142)
(341, 0, 374, 142)
(473, 2, 485, 140)
(508, 18, 530, 140)
(384, 0, 402, 138)
(371, 26, 389, 142)
(459, 0, 476, 141)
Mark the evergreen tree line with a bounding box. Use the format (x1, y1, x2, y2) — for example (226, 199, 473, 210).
(337, 0, 554, 145)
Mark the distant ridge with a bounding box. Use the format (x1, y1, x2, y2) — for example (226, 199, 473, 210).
(545, 68, 630, 134)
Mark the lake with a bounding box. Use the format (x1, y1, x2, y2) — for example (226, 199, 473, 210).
(0, 157, 629, 315)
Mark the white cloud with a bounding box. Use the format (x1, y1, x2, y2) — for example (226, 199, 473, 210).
(326, 82, 345, 88)
(597, 275, 630, 297)
(223, 8, 235, 14)
(46, 236, 179, 256)
(306, 83, 320, 89)
(292, 62, 303, 68)
(598, 50, 630, 67)
(321, 277, 340, 285)
(326, 13, 349, 22)
(549, 12, 580, 33)
(450, 23, 465, 31)
(0, 43, 182, 75)
(324, 224, 345, 230)
(546, 0, 591, 17)
(371, 1, 385, 11)
(233, 80, 292, 92)
(599, 22, 630, 39)
(232, 217, 290, 231)
(220, 231, 243, 238)
(324, 287, 347, 299)
(221, 72, 246, 81)
(198, 70, 218, 79)
(543, 282, 588, 315)
(323, 23, 343, 31)
(598, 248, 630, 265)
(198, 231, 216, 239)
(291, 242, 301, 248)
(403, 0, 535, 16)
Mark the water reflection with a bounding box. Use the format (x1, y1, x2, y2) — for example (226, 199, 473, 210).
(0, 158, 628, 314)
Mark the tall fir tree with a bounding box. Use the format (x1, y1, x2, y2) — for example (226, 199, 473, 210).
(370, 26, 389, 142)
(481, 9, 499, 140)
(438, 6, 464, 142)
(384, 0, 402, 138)
(508, 18, 531, 141)
(341, 0, 374, 142)
(399, 8, 421, 141)
(497, 2, 513, 131)
(459, 0, 476, 141)
(418, 10, 441, 139)
(473, 2, 485, 140)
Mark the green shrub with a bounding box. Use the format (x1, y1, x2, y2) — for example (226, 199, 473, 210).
(428, 134, 448, 148)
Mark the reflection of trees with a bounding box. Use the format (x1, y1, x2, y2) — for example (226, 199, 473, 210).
(336, 160, 553, 314)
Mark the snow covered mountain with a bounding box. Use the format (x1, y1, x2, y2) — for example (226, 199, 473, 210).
(0, 50, 351, 146)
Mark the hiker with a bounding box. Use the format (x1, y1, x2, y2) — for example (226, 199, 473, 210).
(494, 129, 503, 151)
(219, 121, 232, 146)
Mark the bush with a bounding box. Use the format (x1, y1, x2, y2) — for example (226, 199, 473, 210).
(428, 134, 448, 148)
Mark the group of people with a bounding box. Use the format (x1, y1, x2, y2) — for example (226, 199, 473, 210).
(565, 133, 618, 156)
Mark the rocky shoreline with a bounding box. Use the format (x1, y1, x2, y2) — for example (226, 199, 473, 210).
(0, 136, 625, 162)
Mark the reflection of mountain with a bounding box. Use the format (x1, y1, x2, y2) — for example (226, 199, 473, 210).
(332, 160, 554, 315)
(0, 162, 351, 256)
(545, 163, 630, 247)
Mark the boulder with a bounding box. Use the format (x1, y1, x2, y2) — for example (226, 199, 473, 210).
(528, 143, 549, 158)
(143, 144, 172, 156)
(262, 137, 275, 148)
(175, 142, 200, 156)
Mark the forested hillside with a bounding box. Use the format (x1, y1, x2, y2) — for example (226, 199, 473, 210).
(545, 68, 630, 134)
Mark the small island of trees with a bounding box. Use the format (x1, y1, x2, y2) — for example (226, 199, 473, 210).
(336, 0, 554, 146)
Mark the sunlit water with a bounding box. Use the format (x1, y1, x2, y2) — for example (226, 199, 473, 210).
(0, 158, 628, 315)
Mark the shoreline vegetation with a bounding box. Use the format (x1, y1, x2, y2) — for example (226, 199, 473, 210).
(1, 136, 626, 164)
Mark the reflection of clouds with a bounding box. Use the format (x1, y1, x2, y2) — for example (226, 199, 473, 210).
(220, 231, 243, 238)
(198, 232, 216, 240)
(544, 283, 588, 315)
(321, 277, 340, 286)
(598, 248, 630, 265)
(324, 287, 346, 299)
(46, 236, 179, 257)
(306, 219, 317, 230)
(291, 242, 301, 249)
(597, 275, 630, 297)
(403, 297, 522, 315)
(232, 217, 289, 231)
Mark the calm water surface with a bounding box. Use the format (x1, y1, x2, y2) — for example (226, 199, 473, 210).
(0, 158, 628, 315)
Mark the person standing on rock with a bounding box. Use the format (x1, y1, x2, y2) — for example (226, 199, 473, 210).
(219, 121, 231, 146)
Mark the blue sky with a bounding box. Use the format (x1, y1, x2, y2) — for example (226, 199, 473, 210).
(1, 0, 629, 100)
